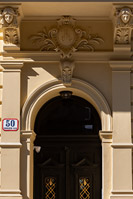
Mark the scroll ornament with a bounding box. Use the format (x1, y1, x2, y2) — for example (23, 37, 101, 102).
(31, 16, 104, 58)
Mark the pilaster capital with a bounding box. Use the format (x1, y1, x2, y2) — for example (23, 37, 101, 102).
(0, 61, 24, 71)
(109, 61, 132, 71)
(99, 130, 112, 143)
(21, 130, 36, 143)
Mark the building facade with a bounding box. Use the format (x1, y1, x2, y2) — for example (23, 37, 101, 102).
(0, 1, 133, 199)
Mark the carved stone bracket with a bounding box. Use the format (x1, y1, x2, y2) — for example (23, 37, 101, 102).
(31, 16, 104, 59)
(0, 6, 20, 49)
(114, 6, 133, 50)
(60, 59, 75, 86)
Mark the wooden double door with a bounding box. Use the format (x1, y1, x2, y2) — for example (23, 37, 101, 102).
(34, 135, 102, 199)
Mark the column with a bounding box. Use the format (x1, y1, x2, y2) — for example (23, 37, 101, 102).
(0, 62, 23, 199)
(110, 61, 133, 199)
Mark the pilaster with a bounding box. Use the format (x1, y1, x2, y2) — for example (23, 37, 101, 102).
(0, 62, 23, 199)
(110, 61, 133, 199)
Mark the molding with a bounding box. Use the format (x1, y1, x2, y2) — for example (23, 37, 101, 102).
(111, 190, 133, 194)
(1, 51, 133, 62)
(21, 130, 36, 142)
(21, 78, 112, 131)
(0, 61, 24, 70)
(0, 190, 21, 194)
(109, 61, 132, 71)
(22, 16, 111, 22)
(0, 142, 22, 148)
(111, 143, 133, 148)
(114, 44, 131, 51)
(99, 130, 112, 143)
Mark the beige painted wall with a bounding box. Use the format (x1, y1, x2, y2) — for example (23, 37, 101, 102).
(21, 62, 112, 109)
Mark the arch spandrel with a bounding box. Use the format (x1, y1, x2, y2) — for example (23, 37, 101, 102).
(21, 78, 112, 132)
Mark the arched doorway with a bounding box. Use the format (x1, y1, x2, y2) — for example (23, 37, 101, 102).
(33, 93, 102, 199)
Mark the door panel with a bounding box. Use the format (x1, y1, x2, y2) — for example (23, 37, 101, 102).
(34, 95, 102, 199)
(34, 136, 101, 199)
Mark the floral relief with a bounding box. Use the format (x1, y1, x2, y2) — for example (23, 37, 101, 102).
(4, 28, 18, 44)
(31, 16, 104, 58)
(115, 28, 129, 44)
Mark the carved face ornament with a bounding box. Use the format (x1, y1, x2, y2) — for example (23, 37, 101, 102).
(3, 8, 15, 24)
(120, 8, 132, 24)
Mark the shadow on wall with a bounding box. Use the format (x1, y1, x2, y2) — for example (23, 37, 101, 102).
(21, 62, 61, 110)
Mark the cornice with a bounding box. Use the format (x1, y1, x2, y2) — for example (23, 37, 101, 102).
(1, 51, 133, 62)
(22, 16, 111, 22)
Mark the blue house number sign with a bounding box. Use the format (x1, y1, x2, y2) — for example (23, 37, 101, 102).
(2, 119, 19, 131)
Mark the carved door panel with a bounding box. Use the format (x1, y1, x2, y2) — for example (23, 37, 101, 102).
(34, 136, 101, 199)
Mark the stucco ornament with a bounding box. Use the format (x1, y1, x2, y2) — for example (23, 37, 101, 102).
(0, 7, 19, 46)
(4, 28, 18, 44)
(31, 16, 103, 58)
(120, 8, 131, 24)
(115, 28, 129, 44)
(115, 7, 133, 27)
(60, 59, 75, 85)
(0, 7, 19, 27)
(114, 7, 133, 45)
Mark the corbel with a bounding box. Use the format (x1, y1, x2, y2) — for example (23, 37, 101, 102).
(113, 5, 133, 51)
(0, 4, 22, 51)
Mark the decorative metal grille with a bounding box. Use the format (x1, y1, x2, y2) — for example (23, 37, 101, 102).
(45, 177, 56, 199)
(79, 177, 90, 199)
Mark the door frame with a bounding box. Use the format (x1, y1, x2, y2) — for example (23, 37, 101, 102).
(20, 78, 112, 199)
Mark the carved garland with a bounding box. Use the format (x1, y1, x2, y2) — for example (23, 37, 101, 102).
(31, 16, 104, 58)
